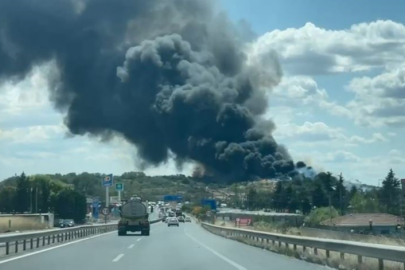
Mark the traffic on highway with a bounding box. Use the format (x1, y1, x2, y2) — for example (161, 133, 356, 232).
(0, 212, 326, 270)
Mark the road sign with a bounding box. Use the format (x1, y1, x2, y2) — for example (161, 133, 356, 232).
(101, 207, 110, 216)
(92, 200, 99, 219)
(102, 174, 113, 187)
(201, 199, 217, 210)
(163, 195, 183, 202)
(115, 183, 124, 191)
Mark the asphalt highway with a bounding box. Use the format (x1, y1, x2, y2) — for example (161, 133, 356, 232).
(0, 220, 328, 270)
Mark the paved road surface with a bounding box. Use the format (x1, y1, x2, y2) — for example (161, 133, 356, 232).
(0, 220, 327, 270)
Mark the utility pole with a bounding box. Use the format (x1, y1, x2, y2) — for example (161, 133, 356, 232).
(35, 187, 38, 213)
(106, 186, 109, 207)
(329, 195, 332, 224)
(339, 173, 343, 216)
(30, 187, 33, 213)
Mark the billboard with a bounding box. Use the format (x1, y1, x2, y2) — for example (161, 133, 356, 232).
(102, 174, 113, 187)
(164, 195, 183, 202)
(235, 218, 253, 226)
(201, 199, 217, 210)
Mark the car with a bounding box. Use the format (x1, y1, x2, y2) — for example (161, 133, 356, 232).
(185, 217, 191, 222)
(161, 216, 167, 222)
(60, 219, 75, 228)
(167, 217, 179, 227)
(178, 216, 185, 222)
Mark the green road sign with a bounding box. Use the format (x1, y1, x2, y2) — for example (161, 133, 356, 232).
(115, 183, 124, 191)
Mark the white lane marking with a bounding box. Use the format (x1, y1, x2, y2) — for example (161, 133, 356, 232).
(0, 231, 116, 265)
(185, 230, 247, 270)
(128, 244, 134, 249)
(112, 254, 124, 262)
(0, 221, 161, 265)
(136, 238, 142, 242)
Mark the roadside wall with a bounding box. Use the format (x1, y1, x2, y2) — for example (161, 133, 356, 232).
(0, 214, 54, 232)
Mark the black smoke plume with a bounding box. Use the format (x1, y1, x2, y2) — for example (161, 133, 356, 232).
(0, 0, 294, 181)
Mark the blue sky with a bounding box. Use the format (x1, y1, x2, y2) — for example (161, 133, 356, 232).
(1, 0, 405, 184)
(220, 0, 405, 184)
(221, 0, 405, 34)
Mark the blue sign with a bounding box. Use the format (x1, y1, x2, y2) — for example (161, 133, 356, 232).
(201, 199, 217, 210)
(102, 174, 113, 187)
(164, 195, 183, 202)
(92, 199, 99, 219)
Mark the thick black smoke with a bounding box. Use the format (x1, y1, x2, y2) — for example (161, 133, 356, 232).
(0, 0, 294, 181)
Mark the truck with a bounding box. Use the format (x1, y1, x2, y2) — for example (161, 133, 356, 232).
(118, 200, 150, 236)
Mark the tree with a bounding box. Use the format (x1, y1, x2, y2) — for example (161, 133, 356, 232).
(272, 181, 287, 211)
(349, 185, 358, 200)
(350, 192, 365, 213)
(332, 174, 347, 215)
(30, 175, 53, 213)
(54, 190, 87, 222)
(246, 187, 258, 210)
(350, 192, 380, 213)
(379, 169, 401, 215)
(305, 206, 340, 226)
(0, 186, 16, 213)
(14, 172, 31, 213)
(312, 183, 328, 208)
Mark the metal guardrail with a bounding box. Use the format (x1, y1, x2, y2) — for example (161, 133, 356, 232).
(0, 219, 161, 256)
(202, 223, 405, 270)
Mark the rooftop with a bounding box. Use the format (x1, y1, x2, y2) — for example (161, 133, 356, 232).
(322, 213, 404, 226)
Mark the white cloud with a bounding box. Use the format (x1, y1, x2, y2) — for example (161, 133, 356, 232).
(275, 121, 387, 145)
(0, 64, 55, 116)
(389, 149, 401, 156)
(346, 64, 405, 127)
(0, 124, 65, 144)
(272, 76, 328, 103)
(325, 150, 361, 163)
(249, 20, 405, 75)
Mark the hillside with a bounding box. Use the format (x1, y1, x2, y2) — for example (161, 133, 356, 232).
(0, 172, 227, 204)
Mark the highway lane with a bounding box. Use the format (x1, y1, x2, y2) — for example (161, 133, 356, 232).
(0, 220, 328, 270)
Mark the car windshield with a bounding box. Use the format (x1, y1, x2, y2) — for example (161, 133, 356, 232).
(1, 1, 404, 270)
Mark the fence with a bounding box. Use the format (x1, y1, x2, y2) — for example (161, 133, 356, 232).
(202, 222, 405, 270)
(0, 219, 161, 257)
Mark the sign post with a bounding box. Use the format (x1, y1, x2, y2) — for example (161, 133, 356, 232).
(102, 174, 113, 207)
(101, 207, 110, 224)
(115, 183, 124, 203)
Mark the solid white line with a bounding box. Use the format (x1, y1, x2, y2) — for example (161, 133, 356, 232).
(185, 230, 247, 270)
(128, 244, 134, 249)
(112, 254, 124, 262)
(0, 231, 116, 265)
(0, 221, 161, 265)
(136, 238, 141, 242)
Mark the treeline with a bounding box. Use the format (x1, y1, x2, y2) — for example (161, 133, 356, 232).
(0, 173, 86, 222)
(242, 169, 403, 216)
